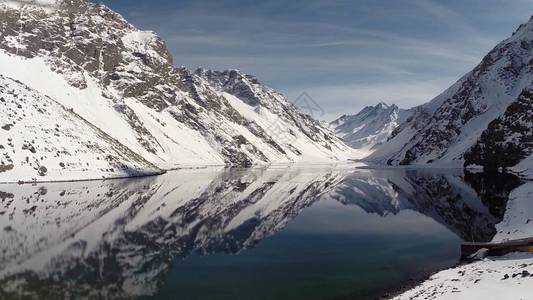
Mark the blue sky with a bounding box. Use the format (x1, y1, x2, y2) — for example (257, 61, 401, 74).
(100, 0, 533, 120)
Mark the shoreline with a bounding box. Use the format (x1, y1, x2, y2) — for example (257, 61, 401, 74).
(0, 161, 363, 185)
(377, 266, 455, 300)
(0, 169, 166, 185)
(3, 162, 527, 186)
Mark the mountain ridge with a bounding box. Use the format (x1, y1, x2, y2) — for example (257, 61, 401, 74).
(0, 0, 354, 182)
(330, 102, 412, 155)
(365, 15, 533, 177)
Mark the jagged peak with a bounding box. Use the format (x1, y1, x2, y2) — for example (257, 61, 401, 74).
(0, 0, 352, 176)
(195, 68, 262, 87)
(331, 101, 403, 126)
(219, 69, 256, 82)
(375, 101, 390, 109)
(510, 15, 533, 38)
(360, 102, 395, 114)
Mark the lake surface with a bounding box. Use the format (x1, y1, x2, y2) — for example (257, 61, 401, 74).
(0, 166, 522, 299)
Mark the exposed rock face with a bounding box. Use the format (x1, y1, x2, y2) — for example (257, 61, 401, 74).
(0, 0, 352, 181)
(330, 102, 412, 153)
(465, 89, 533, 171)
(368, 16, 533, 171)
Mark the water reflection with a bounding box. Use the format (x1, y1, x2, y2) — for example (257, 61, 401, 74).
(0, 167, 522, 299)
(331, 169, 520, 242)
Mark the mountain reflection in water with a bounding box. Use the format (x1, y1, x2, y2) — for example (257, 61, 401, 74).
(0, 167, 522, 299)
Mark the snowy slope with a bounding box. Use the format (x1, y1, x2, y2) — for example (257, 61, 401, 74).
(394, 178, 533, 299)
(369, 16, 533, 170)
(0, 0, 354, 182)
(493, 181, 533, 242)
(513, 154, 533, 178)
(330, 102, 412, 155)
(392, 253, 533, 300)
(0, 75, 160, 182)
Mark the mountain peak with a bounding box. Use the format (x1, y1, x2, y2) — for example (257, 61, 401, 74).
(330, 102, 412, 153)
(369, 15, 533, 169)
(376, 101, 390, 109)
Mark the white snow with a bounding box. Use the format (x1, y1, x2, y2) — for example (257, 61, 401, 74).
(0, 37, 356, 182)
(330, 103, 412, 157)
(0, 0, 61, 13)
(368, 16, 533, 167)
(493, 182, 533, 242)
(0, 74, 160, 182)
(513, 154, 533, 179)
(0, 46, 355, 182)
(395, 180, 533, 299)
(0, 49, 223, 171)
(392, 253, 533, 300)
(121, 31, 167, 64)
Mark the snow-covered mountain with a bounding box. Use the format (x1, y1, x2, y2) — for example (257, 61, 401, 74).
(368, 16, 533, 176)
(330, 102, 412, 154)
(0, 0, 353, 182)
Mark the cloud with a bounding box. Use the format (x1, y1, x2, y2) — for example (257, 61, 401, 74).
(105, 0, 533, 121)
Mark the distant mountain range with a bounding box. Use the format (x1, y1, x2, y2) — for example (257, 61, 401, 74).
(330, 102, 412, 154)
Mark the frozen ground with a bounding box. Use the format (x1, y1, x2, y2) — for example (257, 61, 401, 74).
(393, 180, 533, 299)
(392, 253, 533, 300)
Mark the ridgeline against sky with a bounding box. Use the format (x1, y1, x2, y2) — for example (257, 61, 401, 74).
(101, 0, 533, 120)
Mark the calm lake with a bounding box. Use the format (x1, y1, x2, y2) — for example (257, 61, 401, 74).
(0, 166, 522, 299)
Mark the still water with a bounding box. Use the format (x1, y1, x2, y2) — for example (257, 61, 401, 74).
(0, 167, 522, 299)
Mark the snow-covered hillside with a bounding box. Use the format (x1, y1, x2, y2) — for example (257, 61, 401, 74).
(392, 252, 533, 300)
(0, 0, 353, 182)
(368, 16, 533, 175)
(0, 75, 160, 182)
(330, 102, 412, 154)
(493, 181, 533, 242)
(394, 179, 533, 300)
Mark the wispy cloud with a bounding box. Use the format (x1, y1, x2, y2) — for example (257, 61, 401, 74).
(106, 0, 533, 120)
